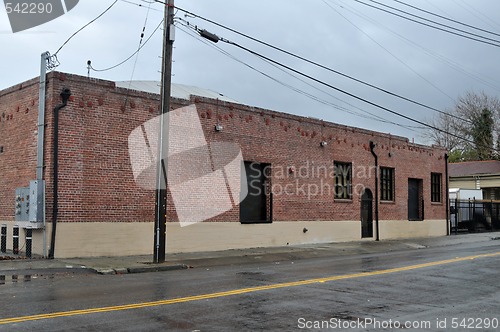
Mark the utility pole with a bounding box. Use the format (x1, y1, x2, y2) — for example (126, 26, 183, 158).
(154, 0, 175, 263)
(37, 52, 49, 258)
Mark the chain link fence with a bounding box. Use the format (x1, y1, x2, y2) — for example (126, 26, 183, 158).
(0, 223, 48, 259)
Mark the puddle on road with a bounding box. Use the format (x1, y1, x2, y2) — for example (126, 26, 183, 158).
(0, 274, 37, 285)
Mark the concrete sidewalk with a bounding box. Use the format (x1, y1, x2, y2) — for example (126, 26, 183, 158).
(1, 232, 499, 275)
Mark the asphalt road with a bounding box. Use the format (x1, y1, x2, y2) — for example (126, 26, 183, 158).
(1, 241, 499, 331)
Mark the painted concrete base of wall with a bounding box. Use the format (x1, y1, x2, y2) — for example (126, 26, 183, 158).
(166, 221, 362, 253)
(0, 221, 153, 258)
(166, 219, 447, 253)
(379, 220, 448, 240)
(0, 219, 447, 258)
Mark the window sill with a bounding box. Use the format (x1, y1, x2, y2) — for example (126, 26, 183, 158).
(380, 200, 396, 204)
(431, 201, 443, 205)
(240, 220, 273, 224)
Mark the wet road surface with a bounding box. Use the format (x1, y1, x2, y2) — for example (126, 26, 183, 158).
(0, 240, 499, 331)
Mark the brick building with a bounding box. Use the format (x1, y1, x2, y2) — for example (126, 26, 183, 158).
(0, 72, 448, 258)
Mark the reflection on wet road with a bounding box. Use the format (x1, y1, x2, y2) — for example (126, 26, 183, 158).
(0, 242, 499, 331)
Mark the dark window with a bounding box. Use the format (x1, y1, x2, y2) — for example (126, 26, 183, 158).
(240, 161, 272, 223)
(334, 162, 352, 200)
(431, 173, 442, 203)
(380, 167, 395, 201)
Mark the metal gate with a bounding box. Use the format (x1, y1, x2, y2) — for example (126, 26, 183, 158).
(450, 199, 500, 233)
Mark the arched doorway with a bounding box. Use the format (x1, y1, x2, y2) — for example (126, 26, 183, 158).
(361, 189, 373, 238)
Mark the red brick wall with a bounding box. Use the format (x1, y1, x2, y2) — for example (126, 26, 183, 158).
(47, 73, 166, 223)
(194, 97, 447, 222)
(0, 77, 40, 221)
(0, 72, 447, 225)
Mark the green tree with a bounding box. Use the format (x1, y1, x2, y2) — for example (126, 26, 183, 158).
(425, 91, 500, 161)
(447, 148, 478, 163)
(496, 133, 500, 160)
(470, 108, 494, 160)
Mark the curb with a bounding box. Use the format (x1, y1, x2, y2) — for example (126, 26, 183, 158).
(93, 264, 189, 275)
(2, 232, 500, 275)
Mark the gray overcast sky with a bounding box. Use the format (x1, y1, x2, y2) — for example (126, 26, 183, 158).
(2, 0, 500, 144)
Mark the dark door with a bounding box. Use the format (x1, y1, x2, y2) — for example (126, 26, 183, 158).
(240, 161, 268, 223)
(361, 189, 373, 238)
(408, 179, 421, 220)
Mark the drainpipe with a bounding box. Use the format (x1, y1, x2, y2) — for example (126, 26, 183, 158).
(369, 141, 380, 241)
(48, 88, 72, 259)
(445, 153, 450, 235)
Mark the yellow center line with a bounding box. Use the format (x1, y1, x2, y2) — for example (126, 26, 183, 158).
(1, 251, 499, 325)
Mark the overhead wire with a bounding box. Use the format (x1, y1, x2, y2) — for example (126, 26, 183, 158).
(158, 1, 470, 125)
(333, 0, 500, 94)
(208, 33, 489, 149)
(129, 1, 153, 82)
(423, 0, 452, 16)
(138, 0, 156, 5)
(232, 38, 500, 151)
(352, 0, 500, 48)
(367, 0, 500, 45)
(154, 1, 499, 152)
(54, 0, 119, 56)
(454, 0, 500, 32)
(177, 19, 423, 132)
(176, 14, 456, 138)
(391, 0, 500, 38)
(322, 0, 456, 103)
(180, 16, 496, 151)
(119, 0, 162, 12)
(122, 0, 154, 108)
(89, 18, 163, 72)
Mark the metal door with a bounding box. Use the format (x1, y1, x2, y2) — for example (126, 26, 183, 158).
(408, 179, 421, 220)
(361, 189, 373, 237)
(240, 162, 267, 223)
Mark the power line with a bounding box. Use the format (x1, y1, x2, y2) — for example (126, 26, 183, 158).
(128, 0, 153, 81)
(190, 25, 487, 149)
(333, 0, 500, 93)
(176, 14, 462, 141)
(54, 0, 119, 56)
(455, 0, 500, 32)
(391, 0, 500, 38)
(365, 0, 500, 44)
(322, 0, 455, 103)
(226, 37, 500, 152)
(120, 0, 162, 12)
(160, 2, 470, 125)
(352, 0, 500, 48)
(161, 2, 499, 152)
(177, 20, 424, 132)
(223, 39, 459, 138)
(122, 1, 154, 108)
(89, 18, 163, 72)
